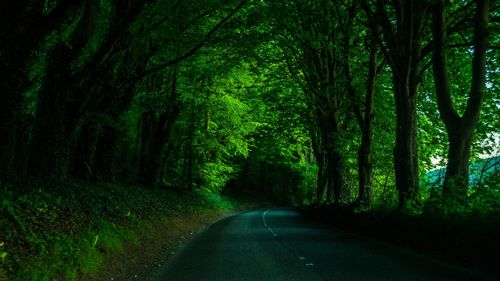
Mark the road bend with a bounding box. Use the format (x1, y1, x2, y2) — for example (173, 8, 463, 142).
(150, 209, 493, 281)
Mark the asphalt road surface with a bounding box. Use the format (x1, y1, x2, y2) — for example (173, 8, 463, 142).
(150, 209, 494, 281)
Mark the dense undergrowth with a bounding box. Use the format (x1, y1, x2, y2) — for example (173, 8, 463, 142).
(0, 179, 250, 281)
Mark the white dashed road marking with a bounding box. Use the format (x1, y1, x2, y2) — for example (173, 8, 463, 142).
(262, 210, 278, 236)
(262, 210, 313, 266)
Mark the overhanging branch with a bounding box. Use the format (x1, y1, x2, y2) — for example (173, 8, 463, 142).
(138, 0, 247, 79)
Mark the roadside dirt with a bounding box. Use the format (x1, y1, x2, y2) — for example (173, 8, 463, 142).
(82, 210, 238, 281)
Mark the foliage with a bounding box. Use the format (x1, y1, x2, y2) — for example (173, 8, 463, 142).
(0, 0, 499, 277)
(0, 180, 242, 280)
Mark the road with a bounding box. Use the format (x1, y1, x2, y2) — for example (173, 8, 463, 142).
(150, 209, 494, 281)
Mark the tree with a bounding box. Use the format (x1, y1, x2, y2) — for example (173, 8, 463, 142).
(27, 0, 154, 178)
(346, 32, 379, 208)
(269, 0, 358, 205)
(362, 0, 431, 209)
(0, 0, 84, 178)
(138, 66, 179, 186)
(431, 0, 490, 199)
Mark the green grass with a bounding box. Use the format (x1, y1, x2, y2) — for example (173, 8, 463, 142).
(0, 179, 242, 281)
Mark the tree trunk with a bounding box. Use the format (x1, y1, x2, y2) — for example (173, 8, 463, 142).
(28, 63, 71, 178)
(0, 1, 83, 179)
(314, 105, 344, 206)
(94, 126, 119, 180)
(362, 0, 429, 210)
(28, 49, 85, 178)
(0, 7, 35, 179)
(184, 92, 198, 189)
(393, 78, 420, 209)
(356, 115, 375, 206)
(27, 0, 99, 178)
(139, 111, 156, 185)
(143, 138, 165, 186)
(139, 105, 179, 186)
(311, 111, 345, 206)
(357, 142, 373, 207)
(0, 39, 24, 174)
(326, 151, 343, 205)
(348, 34, 377, 209)
(0, 79, 23, 179)
(432, 0, 489, 199)
(357, 73, 375, 207)
(309, 115, 327, 204)
(444, 129, 474, 196)
(315, 152, 327, 204)
(70, 122, 99, 179)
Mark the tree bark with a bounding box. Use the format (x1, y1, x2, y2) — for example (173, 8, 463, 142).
(432, 0, 489, 199)
(315, 96, 344, 206)
(280, 1, 349, 206)
(94, 126, 119, 180)
(315, 150, 328, 204)
(28, 49, 72, 178)
(139, 67, 179, 186)
(356, 45, 377, 208)
(325, 150, 343, 205)
(363, 0, 429, 209)
(143, 137, 168, 186)
(344, 12, 377, 208)
(139, 111, 156, 185)
(28, 0, 99, 178)
(0, 2, 78, 178)
(393, 79, 420, 208)
(70, 122, 99, 179)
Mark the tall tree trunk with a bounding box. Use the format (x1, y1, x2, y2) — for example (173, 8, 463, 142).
(0, 1, 83, 179)
(357, 141, 373, 207)
(0, 39, 26, 177)
(0, 67, 24, 179)
(344, 18, 377, 208)
(445, 131, 474, 195)
(315, 102, 344, 206)
(310, 110, 345, 206)
(28, 0, 98, 178)
(70, 122, 99, 179)
(393, 76, 420, 209)
(27, 49, 85, 178)
(184, 82, 200, 189)
(309, 111, 327, 204)
(94, 126, 119, 180)
(28, 58, 71, 178)
(290, 1, 349, 206)
(356, 46, 377, 208)
(0, 6, 37, 179)
(315, 152, 328, 204)
(326, 151, 343, 205)
(363, 0, 429, 209)
(139, 67, 179, 186)
(139, 111, 156, 185)
(144, 138, 166, 186)
(432, 0, 489, 199)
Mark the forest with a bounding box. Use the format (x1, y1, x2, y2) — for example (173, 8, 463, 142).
(0, 0, 499, 280)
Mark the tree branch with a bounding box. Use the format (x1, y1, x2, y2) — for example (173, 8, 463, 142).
(138, 0, 247, 79)
(37, 0, 84, 35)
(463, 0, 489, 124)
(431, 0, 460, 127)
